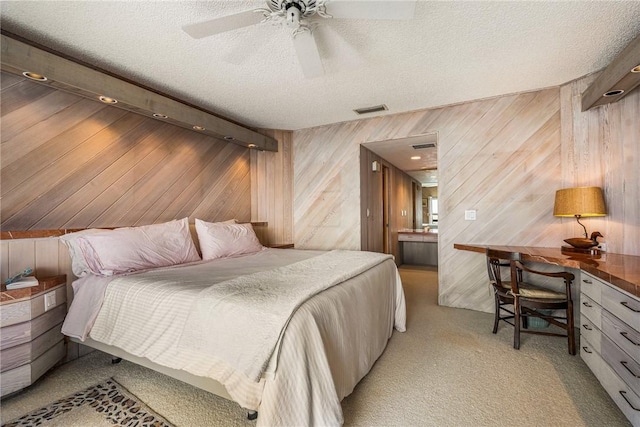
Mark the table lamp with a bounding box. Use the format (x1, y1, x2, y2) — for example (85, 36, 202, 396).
(553, 186, 606, 253)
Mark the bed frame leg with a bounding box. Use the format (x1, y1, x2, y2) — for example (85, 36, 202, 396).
(111, 357, 122, 364)
(247, 410, 258, 421)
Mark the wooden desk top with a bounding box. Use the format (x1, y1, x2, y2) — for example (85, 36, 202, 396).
(454, 244, 640, 298)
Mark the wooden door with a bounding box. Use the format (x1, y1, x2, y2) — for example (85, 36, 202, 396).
(382, 165, 391, 254)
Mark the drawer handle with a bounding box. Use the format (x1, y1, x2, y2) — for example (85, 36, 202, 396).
(582, 324, 593, 331)
(621, 332, 640, 346)
(621, 301, 640, 313)
(582, 279, 593, 284)
(619, 391, 640, 412)
(582, 302, 593, 308)
(621, 361, 640, 378)
(582, 346, 592, 354)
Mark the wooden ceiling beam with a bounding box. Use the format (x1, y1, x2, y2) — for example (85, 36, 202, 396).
(581, 33, 640, 111)
(0, 33, 278, 152)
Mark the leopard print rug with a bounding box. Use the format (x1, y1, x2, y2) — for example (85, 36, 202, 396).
(3, 379, 174, 427)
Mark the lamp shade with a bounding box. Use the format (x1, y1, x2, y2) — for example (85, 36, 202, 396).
(553, 187, 606, 217)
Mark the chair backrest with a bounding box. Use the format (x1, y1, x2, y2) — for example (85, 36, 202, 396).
(485, 248, 522, 292)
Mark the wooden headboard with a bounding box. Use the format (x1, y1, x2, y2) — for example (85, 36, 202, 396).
(0, 221, 269, 283)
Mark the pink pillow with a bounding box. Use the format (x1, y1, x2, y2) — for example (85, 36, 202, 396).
(59, 229, 106, 277)
(78, 218, 200, 276)
(195, 219, 263, 260)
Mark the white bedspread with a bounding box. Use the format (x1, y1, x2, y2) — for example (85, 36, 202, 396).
(179, 250, 394, 381)
(68, 249, 406, 426)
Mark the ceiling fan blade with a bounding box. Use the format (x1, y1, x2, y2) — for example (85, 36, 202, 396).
(292, 30, 324, 78)
(323, 1, 416, 20)
(182, 9, 265, 39)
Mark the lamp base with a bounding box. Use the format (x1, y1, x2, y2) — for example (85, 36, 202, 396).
(561, 245, 601, 255)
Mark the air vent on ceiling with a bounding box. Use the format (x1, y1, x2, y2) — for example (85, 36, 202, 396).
(412, 143, 436, 149)
(354, 104, 388, 115)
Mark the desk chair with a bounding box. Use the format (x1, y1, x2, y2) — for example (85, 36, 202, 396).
(486, 248, 576, 355)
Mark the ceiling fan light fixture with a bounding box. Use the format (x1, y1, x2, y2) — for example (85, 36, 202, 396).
(285, 1, 303, 27)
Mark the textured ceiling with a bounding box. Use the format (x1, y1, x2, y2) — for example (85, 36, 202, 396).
(2, 1, 640, 132)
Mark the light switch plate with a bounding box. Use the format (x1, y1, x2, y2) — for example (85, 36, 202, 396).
(44, 291, 56, 311)
(465, 210, 477, 221)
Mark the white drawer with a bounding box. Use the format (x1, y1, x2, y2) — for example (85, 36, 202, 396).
(580, 272, 603, 305)
(602, 335, 640, 399)
(581, 336, 602, 371)
(603, 309, 640, 366)
(599, 357, 640, 426)
(602, 285, 640, 332)
(581, 294, 602, 329)
(581, 316, 601, 355)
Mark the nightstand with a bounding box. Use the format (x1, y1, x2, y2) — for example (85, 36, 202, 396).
(1, 275, 67, 397)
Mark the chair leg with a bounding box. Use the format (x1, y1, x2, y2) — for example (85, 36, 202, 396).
(513, 297, 521, 350)
(567, 301, 576, 355)
(492, 294, 500, 334)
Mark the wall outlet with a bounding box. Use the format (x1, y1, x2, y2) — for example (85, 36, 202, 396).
(44, 291, 56, 311)
(599, 243, 607, 252)
(464, 210, 477, 221)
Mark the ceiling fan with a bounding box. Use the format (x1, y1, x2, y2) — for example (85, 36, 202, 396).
(183, 0, 416, 78)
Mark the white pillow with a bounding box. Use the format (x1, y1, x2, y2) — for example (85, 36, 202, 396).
(195, 219, 263, 260)
(77, 218, 200, 276)
(59, 229, 105, 277)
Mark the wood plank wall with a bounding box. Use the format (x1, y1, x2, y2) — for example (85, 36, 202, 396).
(560, 73, 640, 256)
(291, 81, 638, 313)
(0, 71, 252, 231)
(250, 129, 293, 245)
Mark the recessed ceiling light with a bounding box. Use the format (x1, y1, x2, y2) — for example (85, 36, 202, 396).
(411, 156, 421, 160)
(224, 136, 235, 140)
(193, 125, 205, 131)
(603, 89, 624, 97)
(99, 96, 118, 104)
(22, 71, 47, 81)
(153, 113, 168, 119)
(631, 65, 640, 73)
(248, 143, 257, 148)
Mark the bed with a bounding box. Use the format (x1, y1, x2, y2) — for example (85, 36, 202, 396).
(60, 219, 406, 426)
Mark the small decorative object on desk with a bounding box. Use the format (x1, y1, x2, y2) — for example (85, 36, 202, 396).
(6, 275, 38, 290)
(5, 267, 37, 289)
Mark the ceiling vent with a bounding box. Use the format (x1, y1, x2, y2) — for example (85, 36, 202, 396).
(412, 143, 436, 149)
(354, 104, 388, 115)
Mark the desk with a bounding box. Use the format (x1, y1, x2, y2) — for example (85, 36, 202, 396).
(455, 244, 640, 424)
(454, 244, 640, 298)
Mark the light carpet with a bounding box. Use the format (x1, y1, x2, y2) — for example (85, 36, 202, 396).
(0, 265, 630, 426)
